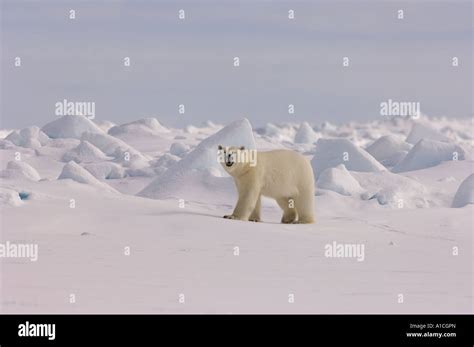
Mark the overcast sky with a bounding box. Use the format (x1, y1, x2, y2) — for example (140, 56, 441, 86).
(1, 0, 472, 129)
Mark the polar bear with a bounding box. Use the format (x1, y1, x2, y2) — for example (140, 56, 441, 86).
(218, 145, 315, 224)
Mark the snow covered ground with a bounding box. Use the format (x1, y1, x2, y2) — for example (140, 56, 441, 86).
(0, 115, 472, 313)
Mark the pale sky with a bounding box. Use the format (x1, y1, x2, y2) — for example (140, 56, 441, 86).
(1, 0, 472, 129)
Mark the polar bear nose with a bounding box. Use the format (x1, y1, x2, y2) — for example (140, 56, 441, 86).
(225, 153, 235, 166)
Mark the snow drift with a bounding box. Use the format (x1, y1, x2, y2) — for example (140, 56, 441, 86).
(311, 138, 385, 179)
(42, 115, 104, 139)
(138, 118, 255, 200)
(6, 126, 49, 149)
(0, 161, 41, 181)
(108, 118, 169, 137)
(62, 140, 110, 163)
(81, 132, 149, 168)
(83, 162, 125, 180)
(353, 171, 432, 208)
(58, 161, 118, 192)
(140, 169, 235, 204)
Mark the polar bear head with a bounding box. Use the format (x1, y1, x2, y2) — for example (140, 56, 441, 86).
(217, 145, 256, 176)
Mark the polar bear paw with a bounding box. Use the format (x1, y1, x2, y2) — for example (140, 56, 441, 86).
(224, 214, 254, 222)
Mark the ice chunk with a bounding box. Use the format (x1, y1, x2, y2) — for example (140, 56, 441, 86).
(83, 162, 125, 180)
(317, 164, 363, 196)
(311, 138, 385, 179)
(139, 119, 255, 200)
(81, 132, 148, 162)
(149, 153, 180, 175)
(111, 147, 149, 169)
(58, 161, 118, 192)
(294, 122, 319, 144)
(42, 115, 104, 139)
(365, 135, 412, 167)
(261, 123, 296, 142)
(0, 187, 23, 206)
(108, 118, 169, 136)
(353, 171, 432, 208)
(125, 167, 157, 177)
(406, 122, 450, 144)
(94, 120, 116, 133)
(451, 174, 474, 208)
(62, 140, 110, 163)
(169, 142, 190, 157)
(6, 126, 49, 148)
(47, 138, 81, 148)
(392, 139, 465, 173)
(0, 161, 41, 181)
(169, 118, 255, 174)
(0, 139, 15, 149)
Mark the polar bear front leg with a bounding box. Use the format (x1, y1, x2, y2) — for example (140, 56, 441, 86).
(248, 195, 261, 222)
(224, 187, 260, 221)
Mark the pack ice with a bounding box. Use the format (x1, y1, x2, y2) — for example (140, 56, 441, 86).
(1, 113, 472, 313)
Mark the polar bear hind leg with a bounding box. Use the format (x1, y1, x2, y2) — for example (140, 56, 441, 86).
(277, 198, 298, 224)
(294, 192, 315, 224)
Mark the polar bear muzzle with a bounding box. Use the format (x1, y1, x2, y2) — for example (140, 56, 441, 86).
(225, 153, 235, 167)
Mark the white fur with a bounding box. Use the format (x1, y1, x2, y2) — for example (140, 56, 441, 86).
(220, 146, 315, 223)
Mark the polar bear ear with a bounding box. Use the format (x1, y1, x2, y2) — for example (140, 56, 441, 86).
(239, 146, 245, 150)
(218, 145, 223, 150)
